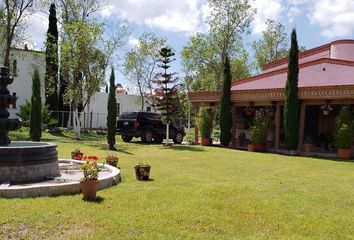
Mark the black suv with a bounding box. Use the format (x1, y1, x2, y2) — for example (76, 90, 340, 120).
(117, 111, 185, 144)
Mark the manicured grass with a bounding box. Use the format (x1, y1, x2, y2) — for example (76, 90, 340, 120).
(1, 129, 354, 239)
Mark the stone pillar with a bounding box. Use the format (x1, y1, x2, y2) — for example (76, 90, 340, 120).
(194, 104, 200, 144)
(298, 103, 306, 151)
(231, 105, 237, 147)
(275, 103, 281, 150)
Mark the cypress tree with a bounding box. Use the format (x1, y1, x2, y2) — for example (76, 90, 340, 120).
(30, 69, 42, 141)
(107, 68, 117, 150)
(284, 29, 299, 150)
(219, 55, 232, 146)
(44, 3, 59, 112)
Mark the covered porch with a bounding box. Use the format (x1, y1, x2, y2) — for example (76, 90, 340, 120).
(189, 85, 354, 156)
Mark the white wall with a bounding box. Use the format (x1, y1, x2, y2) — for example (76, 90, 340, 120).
(1, 48, 46, 118)
(86, 91, 157, 128)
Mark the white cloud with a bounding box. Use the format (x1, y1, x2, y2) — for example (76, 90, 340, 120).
(105, 0, 206, 34)
(308, 0, 354, 38)
(128, 36, 140, 47)
(288, 6, 301, 23)
(25, 12, 48, 50)
(251, 0, 284, 34)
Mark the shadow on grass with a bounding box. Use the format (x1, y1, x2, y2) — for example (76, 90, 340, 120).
(168, 145, 205, 152)
(310, 156, 354, 163)
(48, 131, 71, 139)
(82, 196, 105, 203)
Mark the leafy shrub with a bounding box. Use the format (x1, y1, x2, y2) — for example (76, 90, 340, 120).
(196, 106, 213, 139)
(250, 109, 269, 144)
(335, 106, 354, 149)
(17, 100, 57, 126)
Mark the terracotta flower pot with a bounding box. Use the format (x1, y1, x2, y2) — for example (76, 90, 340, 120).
(303, 143, 312, 153)
(201, 137, 212, 146)
(71, 152, 84, 160)
(248, 144, 254, 152)
(80, 180, 99, 200)
(135, 165, 151, 180)
(106, 156, 118, 167)
(254, 143, 263, 151)
(337, 148, 352, 159)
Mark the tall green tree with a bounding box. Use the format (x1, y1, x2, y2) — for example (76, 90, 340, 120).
(219, 56, 232, 146)
(29, 68, 42, 141)
(123, 32, 166, 111)
(181, 33, 250, 92)
(252, 19, 288, 72)
(152, 47, 182, 145)
(45, 3, 59, 112)
(181, 0, 254, 91)
(107, 67, 117, 150)
(283, 29, 299, 151)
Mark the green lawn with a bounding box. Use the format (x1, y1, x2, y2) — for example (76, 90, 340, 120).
(1, 129, 354, 239)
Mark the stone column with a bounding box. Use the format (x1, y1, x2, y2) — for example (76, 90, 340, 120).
(298, 103, 306, 151)
(231, 104, 237, 147)
(275, 103, 281, 150)
(194, 104, 200, 144)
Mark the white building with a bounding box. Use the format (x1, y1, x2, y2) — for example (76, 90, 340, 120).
(3, 47, 46, 118)
(86, 86, 156, 128)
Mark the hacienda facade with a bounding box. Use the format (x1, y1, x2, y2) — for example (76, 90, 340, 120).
(189, 39, 354, 156)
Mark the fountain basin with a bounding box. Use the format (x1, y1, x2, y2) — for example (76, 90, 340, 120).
(0, 141, 59, 183)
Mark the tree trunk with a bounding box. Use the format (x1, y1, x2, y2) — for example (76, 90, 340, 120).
(166, 123, 169, 145)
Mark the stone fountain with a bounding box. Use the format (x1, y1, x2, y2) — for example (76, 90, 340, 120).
(0, 66, 59, 183)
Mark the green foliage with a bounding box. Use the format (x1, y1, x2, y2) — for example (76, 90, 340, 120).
(29, 69, 42, 141)
(123, 32, 166, 110)
(80, 161, 101, 181)
(219, 56, 232, 146)
(17, 100, 56, 126)
(252, 19, 288, 71)
(107, 68, 117, 150)
(335, 106, 354, 149)
(250, 109, 269, 144)
(283, 29, 299, 150)
(181, 33, 250, 91)
(196, 106, 213, 138)
(45, 3, 59, 112)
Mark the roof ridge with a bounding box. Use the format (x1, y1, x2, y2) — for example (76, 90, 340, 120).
(232, 57, 354, 87)
(261, 39, 354, 71)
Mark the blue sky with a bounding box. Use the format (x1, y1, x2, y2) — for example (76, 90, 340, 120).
(28, 0, 354, 92)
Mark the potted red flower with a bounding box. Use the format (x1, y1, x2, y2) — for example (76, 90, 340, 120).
(71, 148, 84, 160)
(80, 157, 101, 200)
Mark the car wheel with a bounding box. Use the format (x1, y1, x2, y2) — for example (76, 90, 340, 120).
(122, 135, 133, 142)
(154, 137, 163, 144)
(142, 130, 153, 143)
(173, 133, 183, 144)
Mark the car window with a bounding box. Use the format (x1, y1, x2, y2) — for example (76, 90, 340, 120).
(119, 112, 138, 120)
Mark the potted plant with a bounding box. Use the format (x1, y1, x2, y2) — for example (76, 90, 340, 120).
(135, 163, 151, 180)
(80, 159, 101, 200)
(106, 155, 119, 167)
(71, 148, 84, 160)
(196, 106, 213, 146)
(303, 136, 313, 153)
(247, 139, 254, 152)
(321, 104, 333, 116)
(250, 109, 269, 151)
(335, 106, 354, 159)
